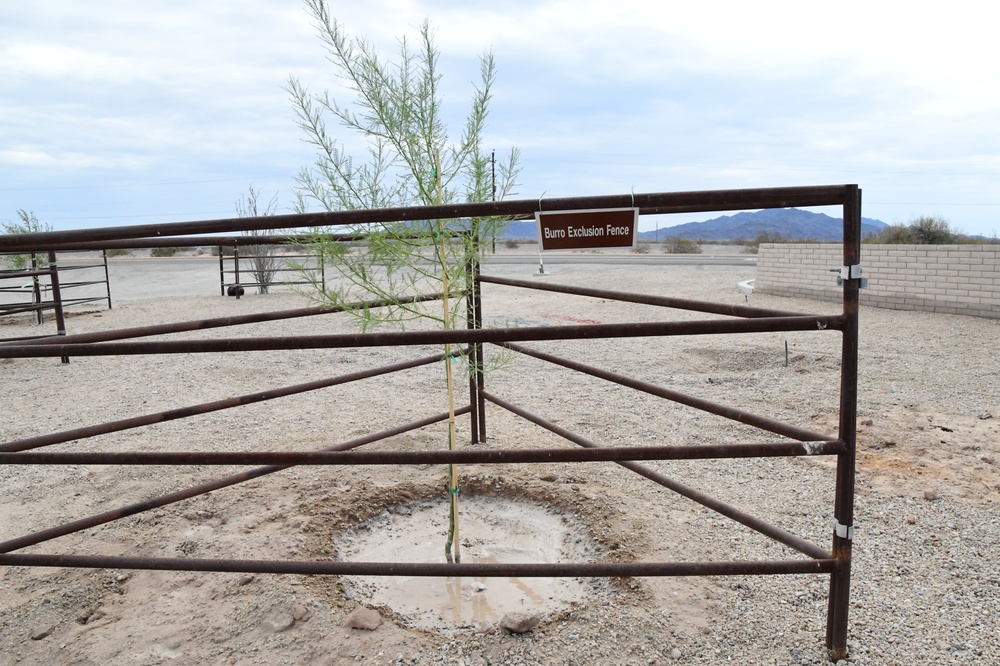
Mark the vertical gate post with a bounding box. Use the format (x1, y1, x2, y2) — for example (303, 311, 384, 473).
(101, 249, 113, 310)
(46, 250, 70, 364)
(218, 247, 225, 296)
(473, 252, 486, 442)
(30, 253, 43, 325)
(233, 242, 242, 300)
(465, 233, 480, 444)
(827, 186, 861, 660)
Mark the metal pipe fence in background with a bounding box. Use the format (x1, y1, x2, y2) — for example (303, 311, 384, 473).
(0, 250, 110, 346)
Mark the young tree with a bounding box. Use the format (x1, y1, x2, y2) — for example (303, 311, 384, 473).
(235, 186, 279, 294)
(287, 1, 520, 214)
(2, 210, 52, 270)
(287, 0, 521, 563)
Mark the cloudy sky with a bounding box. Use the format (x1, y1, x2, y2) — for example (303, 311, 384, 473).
(2, 0, 998, 236)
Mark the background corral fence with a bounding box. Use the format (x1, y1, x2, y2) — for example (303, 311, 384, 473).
(0, 185, 863, 661)
(0, 249, 111, 346)
(217, 235, 329, 297)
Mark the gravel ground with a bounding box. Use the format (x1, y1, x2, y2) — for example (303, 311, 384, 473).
(1, 261, 998, 665)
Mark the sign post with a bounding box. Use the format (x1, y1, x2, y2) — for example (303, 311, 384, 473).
(536, 208, 638, 252)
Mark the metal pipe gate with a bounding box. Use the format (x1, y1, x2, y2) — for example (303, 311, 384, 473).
(0, 185, 861, 660)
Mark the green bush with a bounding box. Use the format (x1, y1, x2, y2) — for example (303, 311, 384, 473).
(2, 210, 52, 269)
(662, 237, 702, 254)
(324, 242, 349, 257)
(866, 216, 964, 244)
(502, 238, 520, 249)
(150, 247, 180, 258)
(106, 248, 131, 258)
(741, 231, 790, 254)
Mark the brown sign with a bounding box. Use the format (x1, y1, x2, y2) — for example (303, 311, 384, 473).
(535, 208, 638, 251)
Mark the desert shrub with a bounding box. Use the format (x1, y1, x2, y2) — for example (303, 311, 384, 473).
(327, 242, 349, 257)
(106, 248, 131, 258)
(662, 237, 702, 254)
(632, 242, 651, 254)
(741, 231, 790, 254)
(867, 216, 964, 244)
(150, 247, 180, 258)
(2, 210, 51, 269)
(866, 224, 909, 244)
(910, 216, 961, 243)
(502, 238, 520, 249)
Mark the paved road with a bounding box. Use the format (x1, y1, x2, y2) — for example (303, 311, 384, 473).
(483, 254, 756, 267)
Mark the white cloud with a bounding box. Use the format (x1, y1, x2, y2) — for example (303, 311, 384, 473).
(1, 0, 998, 234)
(4, 42, 143, 82)
(0, 148, 133, 169)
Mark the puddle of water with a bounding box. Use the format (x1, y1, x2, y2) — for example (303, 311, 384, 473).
(336, 496, 599, 630)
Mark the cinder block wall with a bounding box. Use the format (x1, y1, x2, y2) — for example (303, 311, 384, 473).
(756, 244, 1000, 319)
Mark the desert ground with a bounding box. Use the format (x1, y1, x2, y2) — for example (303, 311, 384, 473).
(1, 253, 998, 665)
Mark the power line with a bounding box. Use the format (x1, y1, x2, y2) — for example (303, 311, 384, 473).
(866, 201, 1000, 207)
(0, 176, 274, 193)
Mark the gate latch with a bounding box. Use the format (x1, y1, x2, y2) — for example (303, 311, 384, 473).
(832, 264, 868, 288)
(832, 519, 855, 540)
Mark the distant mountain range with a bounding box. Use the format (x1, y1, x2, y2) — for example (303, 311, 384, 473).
(499, 208, 887, 242)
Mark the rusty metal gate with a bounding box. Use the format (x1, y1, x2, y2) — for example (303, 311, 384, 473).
(0, 185, 862, 660)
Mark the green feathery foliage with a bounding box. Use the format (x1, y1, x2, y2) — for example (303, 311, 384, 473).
(287, 1, 520, 332)
(287, 0, 521, 564)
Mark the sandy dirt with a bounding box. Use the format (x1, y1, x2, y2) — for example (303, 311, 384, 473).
(336, 495, 603, 630)
(1, 258, 998, 665)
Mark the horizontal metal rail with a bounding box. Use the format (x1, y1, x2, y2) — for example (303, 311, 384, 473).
(0, 552, 837, 577)
(47, 264, 104, 273)
(0, 333, 53, 343)
(2, 293, 446, 347)
(55, 296, 106, 307)
(479, 274, 803, 319)
(0, 407, 470, 554)
(57, 281, 106, 290)
(12, 234, 364, 252)
(0, 315, 844, 358)
(0, 303, 50, 317)
(0, 186, 858, 250)
(221, 266, 316, 274)
(0, 267, 50, 279)
(0, 440, 845, 466)
(0, 297, 102, 314)
(481, 390, 832, 560)
(502, 341, 831, 442)
(0, 351, 450, 452)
